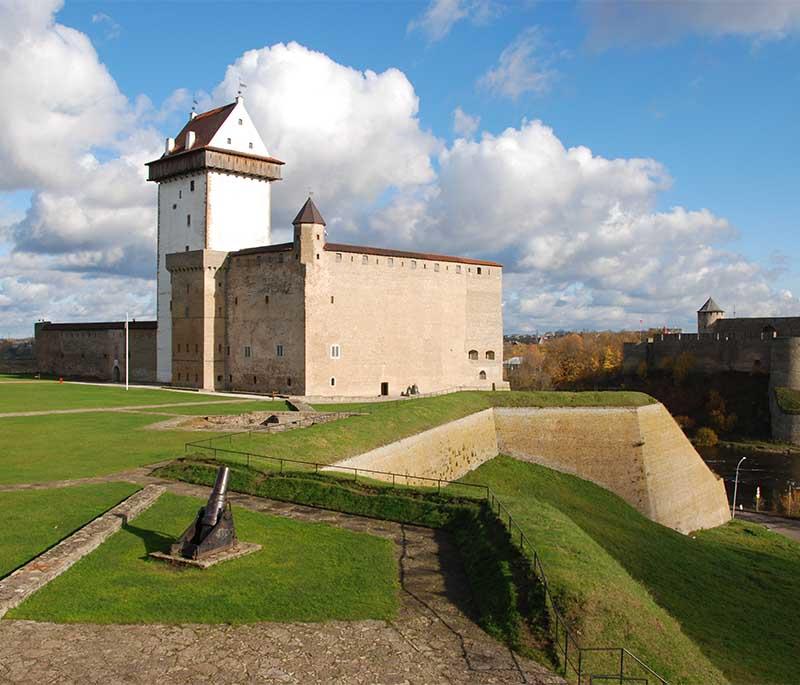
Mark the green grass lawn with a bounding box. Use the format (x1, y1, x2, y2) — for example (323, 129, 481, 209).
(0, 382, 246, 413)
(161, 400, 292, 415)
(8, 492, 398, 624)
(776, 386, 800, 414)
(461, 457, 800, 685)
(0, 482, 140, 578)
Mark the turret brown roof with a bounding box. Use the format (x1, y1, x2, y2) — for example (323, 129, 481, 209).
(698, 298, 724, 313)
(292, 197, 326, 226)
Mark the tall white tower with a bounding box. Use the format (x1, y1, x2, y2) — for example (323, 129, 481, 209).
(146, 97, 283, 383)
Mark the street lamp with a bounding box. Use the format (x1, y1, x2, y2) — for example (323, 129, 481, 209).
(731, 456, 747, 519)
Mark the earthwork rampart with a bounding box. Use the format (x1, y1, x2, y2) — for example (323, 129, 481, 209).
(335, 404, 730, 533)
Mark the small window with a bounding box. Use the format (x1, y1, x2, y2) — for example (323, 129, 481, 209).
(477, 267, 482, 275)
(186, 214, 191, 227)
(331, 344, 341, 359)
(330, 296, 334, 304)
(185, 245, 189, 252)
(226, 346, 230, 356)
(226, 137, 232, 144)
(479, 370, 487, 380)
(277, 344, 284, 357)
(229, 374, 232, 383)
(218, 344, 222, 353)
(434, 263, 440, 272)
(172, 203, 177, 210)
(456, 265, 462, 274)
(316, 253, 320, 260)
(362, 255, 368, 265)
(234, 297, 238, 305)
(265, 295, 269, 304)
(485, 350, 495, 360)
(248, 142, 253, 149)
(336, 253, 342, 262)
(217, 375, 222, 382)
(238, 118, 243, 125)
(331, 377, 336, 387)
(190, 180, 195, 192)
(411, 260, 417, 270)
(287, 377, 292, 387)
(316, 234, 320, 240)
(388, 257, 394, 267)
(253, 376, 257, 384)
(244, 346, 251, 358)
(468, 349, 479, 360)
(179, 190, 182, 199)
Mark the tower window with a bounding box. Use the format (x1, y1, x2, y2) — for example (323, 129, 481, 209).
(249, 142, 253, 149)
(186, 214, 191, 227)
(331, 377, 336, 387)
(479, 370, 487, 380)
(172, 204, 177, 210)
(434, 263, 440, 272)
(227, 137, 231, 144)
(336, 253, 342, 262)
(456, 265, 462, 274)
(388, 258, 394, 267)
(411, 260, 417, 270)
(468, 350, 479, 360)
(238, 118, 243, 125)
(244, 346, 251, 358)
(477, 267, 482, 275)
(287, 377, 292, 387)
(331, 344, 341, 359)
(265, 295, 269, 304)
(362, 255, 368, 264)
(190, 180, 195, 192)
(226, 346, 230, 356)
(485, 350, 495, 360)
(185, 245, 189, 252)
(277, 344, 284, 357)
(253, 376, 257, 384)
(330, 296, 334, 304)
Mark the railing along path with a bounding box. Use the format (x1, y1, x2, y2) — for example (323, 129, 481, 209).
(184, 430, 669, 685)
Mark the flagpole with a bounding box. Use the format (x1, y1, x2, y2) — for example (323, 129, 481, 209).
(125, 312, 129, 391)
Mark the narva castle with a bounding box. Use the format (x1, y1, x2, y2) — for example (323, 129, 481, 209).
(35, 98, 507, 398)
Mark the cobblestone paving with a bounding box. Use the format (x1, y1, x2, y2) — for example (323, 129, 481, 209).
(0, 473, 564, 684)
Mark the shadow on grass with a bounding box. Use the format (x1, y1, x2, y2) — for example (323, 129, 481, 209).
(123, 521, 177, 555)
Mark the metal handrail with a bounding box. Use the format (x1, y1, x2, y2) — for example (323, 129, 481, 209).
(181, 439, 670, 684)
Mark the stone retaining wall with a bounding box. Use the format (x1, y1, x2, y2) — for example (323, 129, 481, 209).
(0, 485, 164, 618)
(332, 408, 498, 484)
(333, 404, 729, 533)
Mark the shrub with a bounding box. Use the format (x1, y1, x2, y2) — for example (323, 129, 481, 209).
(777, 489, 800, 518)
(694, 427, 719, 447)
(674, 415, 696, 433)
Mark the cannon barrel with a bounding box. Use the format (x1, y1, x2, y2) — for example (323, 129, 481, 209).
(201, 466, 230, 527)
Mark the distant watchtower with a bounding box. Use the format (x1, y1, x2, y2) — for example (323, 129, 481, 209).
(697, 298, 724, 334)
(146, 96, 283, 383)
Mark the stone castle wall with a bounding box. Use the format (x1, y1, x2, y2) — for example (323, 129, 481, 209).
(769, 337, 800, 443)
(34, 323, 156, 383)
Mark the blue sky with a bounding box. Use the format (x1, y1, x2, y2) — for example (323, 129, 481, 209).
(1, 0, 798, 336)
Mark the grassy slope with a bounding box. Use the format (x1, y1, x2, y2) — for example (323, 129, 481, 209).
(0, 482, 140, 577)
(161, 400, 292, 415)
(228, 390, 654, 465)
(0, 382, 244, 413)
(775, 387, 800, 414)
(8, 492, 398, 624)
(462, 457, 800, 685)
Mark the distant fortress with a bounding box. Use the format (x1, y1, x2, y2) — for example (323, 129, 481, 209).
(623, 299, 800, 444)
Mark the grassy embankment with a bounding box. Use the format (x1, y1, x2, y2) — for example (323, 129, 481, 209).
(0, 386, 652, 484)
(0, 482, 140, 578)
(461, 457, 800, 685)
(775, 387, 800, 414)
(8, 492, 398, 624)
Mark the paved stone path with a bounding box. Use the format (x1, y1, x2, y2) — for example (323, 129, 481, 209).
(0, 471, 563, 684)
(0, 398, 255, 419)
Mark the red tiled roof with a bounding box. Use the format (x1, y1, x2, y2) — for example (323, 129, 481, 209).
(324, 243, 502, 268)
(167, 103, 237, 156)
(292, 197, 326, 226)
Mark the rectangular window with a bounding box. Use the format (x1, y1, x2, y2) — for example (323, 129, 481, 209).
(190, 180, 195, 192)
(244, 346, 251, 358)
(434, 263, 440, 272)
(477, 267, 482, 275)
(186, 214, 191, 227)
(238, 118, 243, 125)
(276, 344, 284, 357)
(331, 377, 336, 387)
(178, 190, 182, 199)
(265, 295, 269, 304)
(362, 255, 368, 264)
(253, 376, 257, 384)
(226, 346, 230, 356)
(330, 296, 334, 304)
(335, 253, 342, 262)
(217, 375, 222, 382)
(218, 344, 222, 353)
(287, 377, 292, 387)
(456, 265, 462, 274)
(248, 142, 253, 149)
(388, 257, 394, 267)
(411, 260, 417, 269)
(227, 137, 232, 144)
(330, 344, 341, 359)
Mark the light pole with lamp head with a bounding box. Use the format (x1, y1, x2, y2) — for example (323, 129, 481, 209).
(731, 456, 747, 519)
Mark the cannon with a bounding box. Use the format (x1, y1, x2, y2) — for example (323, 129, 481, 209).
(171, 466, 237, 560)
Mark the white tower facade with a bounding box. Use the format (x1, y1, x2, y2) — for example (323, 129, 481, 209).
(147, 97, 283, 383)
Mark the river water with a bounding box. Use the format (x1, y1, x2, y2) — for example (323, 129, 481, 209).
(697, 444, 800, 510)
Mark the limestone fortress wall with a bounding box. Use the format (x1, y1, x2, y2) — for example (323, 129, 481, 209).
(335, 403, 730, 533)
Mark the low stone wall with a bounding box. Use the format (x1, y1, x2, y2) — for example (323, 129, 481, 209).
(333, 404, 729, 533)
(332, 408, 498, 484)
(0, 485, 164, 618)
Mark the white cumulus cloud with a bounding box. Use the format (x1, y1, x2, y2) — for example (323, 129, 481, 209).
(408, 0, 498, 42)
(453, 107, 480, 138)
(479, 28, 557, 99)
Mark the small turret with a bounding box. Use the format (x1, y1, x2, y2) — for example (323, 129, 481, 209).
(698, 297, 724, 334)
(292, 196, 326, 264)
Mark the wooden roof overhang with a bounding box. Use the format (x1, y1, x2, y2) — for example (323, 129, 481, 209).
(146, 147, 283, 183)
